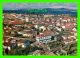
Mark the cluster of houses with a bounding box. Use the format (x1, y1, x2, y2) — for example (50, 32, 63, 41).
(3, 37, 30, 51)
(3, 13, 77, 55)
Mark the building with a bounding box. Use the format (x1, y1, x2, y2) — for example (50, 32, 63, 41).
(36, 31, 55, 44)
(17, 39, 30, 48)
(29, 50, 45, 55)
(25, 17, 29, 22)
(3, 42, 16, 50)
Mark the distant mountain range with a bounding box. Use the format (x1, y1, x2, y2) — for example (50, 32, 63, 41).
(3, 8, 77, 15)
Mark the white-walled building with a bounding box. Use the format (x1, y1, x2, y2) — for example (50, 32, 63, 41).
(25, 17, 29, 22)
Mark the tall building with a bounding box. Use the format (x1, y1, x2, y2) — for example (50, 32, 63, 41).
(25, 17, 29, 22)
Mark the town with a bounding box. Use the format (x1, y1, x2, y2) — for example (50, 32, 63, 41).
(3, 13, 77, 55)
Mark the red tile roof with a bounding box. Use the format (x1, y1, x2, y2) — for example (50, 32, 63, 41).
(3, 38, 12, 42)
(25, 28, 30, 30)
(9, 21, 22, 25)
(3, 21, 10, 23)
(62, 35, 67, 37)
(65, 26, 76, 29)
(51, 20, 55, 22)
(63, 38, 75, 42)
(28, 24, 33, 26)
(3, 42, 14, 46)
(60, 18, 73, 21)
(66, 18, 73, 19)
(65, 23, 71, 25)
(63, 39, 72, 42)
(37, 31, 54, 37)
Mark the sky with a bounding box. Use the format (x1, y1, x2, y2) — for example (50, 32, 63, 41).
(3, 3, 77, 10)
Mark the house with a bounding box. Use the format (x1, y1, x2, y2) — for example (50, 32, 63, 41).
(60, 19, 68, 23)
(3, 27, 11, 33)
(17, 29, 36, 38)
(45, 52, 55, 55)
(17, 39, 30, 48)
(70, 31, 77, 36)
(36, 33, 52, 44)
(24, 40, 30, 46)
(67, 18, 74, 22)
(10, 31, 15, 34)
(9, 21, 22, 25)
(51, 20, 55, 23)
(39, 26, 46, 31)
(29, 50, 55, 55)
(3, 42, 16, 50)
(3, 37, 15, 43)
(62, 38, 75, 44)
(27, 24, 34, 28)
(34, 24, 44, 29)
(65, 26, 76, 30)
(3, 38, 12, 43)
(36, 31, 55, 44)
(45, 18, 51, 22)
(56, 23, 61, 26)
(25, 28, 31, 31)
(34, 24, 38, 29)
(62, 35, 68, 39)
(23, 31, 35, 38)
(72, 28, 77, 31)
(29, 50, 45, 55)
(62, 34, 76, 40)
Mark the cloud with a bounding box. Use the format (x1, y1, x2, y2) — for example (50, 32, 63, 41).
(3, 3, 77, 10)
